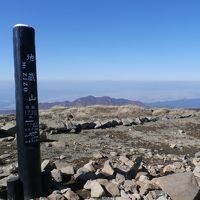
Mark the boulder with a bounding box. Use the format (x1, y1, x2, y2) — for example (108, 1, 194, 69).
(0, 154, 11, 160)
(63, 188, 80, 200)
(75, 169, 96, 185)
(134, 117, 142, 125)
(152, 172, 200, 200)
(83, 161, 96, 172)
(119, 156, 129, 164)
(111, 119, 121, 126)
(79, 121, 96, 129)
(48, 193, 65, 200)
(51, 169, 62, 183)
(93, 152, 104, 159)
(94, 121, 102, 129)
(119, 190, 130, 199)
(101, 161, 114, 176)
(59, 155, 66, 160)
(66, 121, 81, 133)
(115, 173, 126, 184)
(61, 166, 75, 175)
(96, 178, 109, 187)
(121, 118, 133, 126)
(139, 116, 150, 123)
(179, 114, 192, 119)
(91, 181, 105, 198)
(0, 136, 15, 142)
(1, 122, 16, 135)
(123, 180, 136, 193)
(145, 190, 169, 200)
(105, 182, 120, 197)
(41, 159, 56, 172)
(84, 180, 92, 190)
(0, 174, 17, 187)
(110, 151, 119, 157)
(100, 120, 113, 129)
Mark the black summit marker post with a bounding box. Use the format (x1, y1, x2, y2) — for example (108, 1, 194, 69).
(13, 24, 42, 199)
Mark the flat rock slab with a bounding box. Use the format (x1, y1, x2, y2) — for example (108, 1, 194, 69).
(152, 172, 200, 200)
(0, 175, 17, 187)
(1, 123, 16, 135)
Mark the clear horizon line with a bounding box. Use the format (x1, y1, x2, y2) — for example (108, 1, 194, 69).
(1, 79, 200, 82)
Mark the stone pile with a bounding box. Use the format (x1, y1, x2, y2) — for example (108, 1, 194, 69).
(1, 150, 200, 199)
(0, 111, 193, 137)
(0, 108, 197, 199)
(39, 116, 159, 135)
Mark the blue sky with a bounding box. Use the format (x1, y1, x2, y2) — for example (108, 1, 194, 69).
(0, 0, 200, 80)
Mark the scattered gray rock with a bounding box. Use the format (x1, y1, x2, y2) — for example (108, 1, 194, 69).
(119, 155, 129, 164)
(110, 151, 118, 157)
(66, 120, 81, 133)
(139, 116, 150, 123)
(179, 114, 192, 119)
(63, 188, 80, 200)
(111, 119, 121, 126)
(93, 152, 104, 159)
(96, 178, 109, 187)
(0, 174, 17, 187)
(94, 121, 102, 129)
(61, 166, 75, 175)
(0, 136, 14, 142)
(123, 180, 136, 193)
(105, 182, 120, 197)
(1, 122, 16, 135)
(152, 172, 200, 200)
(177, 129, 185, 134)
(0, 154, 11, 160)
(83, 161, 96, 172)
(41, 159, 56, 172)
(75, 169, 96, 185)
(48, 193, 65, 200)
(134, 117, 142, 124)
(84, 180, 92, 190)
(91, 181, 105, 198)
(79, 121, 96, 130)
(145, 190, 170, 200)
(115, 173, 125, 183)
(121, 118, 133, 126)
(100, 120, 113, 129)
(1, 107, 200, 199)
(101, 161, 114, 176)
(169, 143, 177, 149)
(51, 169, 62, 183)
(59, 155, 66, 160)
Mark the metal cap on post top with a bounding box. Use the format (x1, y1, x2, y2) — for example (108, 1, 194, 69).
(13, 24, 42, 199)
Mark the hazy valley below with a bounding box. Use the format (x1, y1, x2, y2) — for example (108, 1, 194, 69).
(1, 80, 200, 111)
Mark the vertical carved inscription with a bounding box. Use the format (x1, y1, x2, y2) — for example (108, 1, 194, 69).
(21, 48, 39, 145)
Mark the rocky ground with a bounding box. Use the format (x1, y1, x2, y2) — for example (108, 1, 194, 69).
(1, 105, 200, 199)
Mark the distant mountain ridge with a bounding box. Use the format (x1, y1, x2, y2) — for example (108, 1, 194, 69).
(39, 95, 145, 109)
(2, 96, 200, 115)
